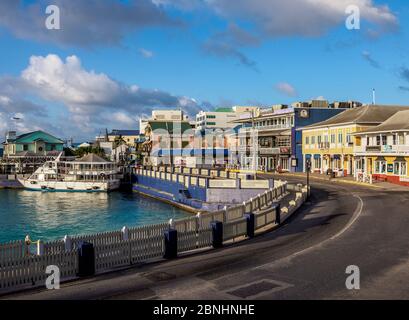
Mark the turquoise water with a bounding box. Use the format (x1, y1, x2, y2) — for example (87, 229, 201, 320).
(0, 189, 191, 243)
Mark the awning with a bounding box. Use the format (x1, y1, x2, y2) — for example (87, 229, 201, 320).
(333, 155, 341, 160)
(375, 156, 386, 161)
(305, 154, 312, 159)
(314, 154, 321, 159)
(394, 156, 406, 162)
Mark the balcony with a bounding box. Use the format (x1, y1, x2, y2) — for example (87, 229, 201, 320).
(239, 124, 292, 133)
(354, 144, 409, 154)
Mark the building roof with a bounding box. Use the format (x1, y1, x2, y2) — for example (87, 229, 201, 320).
(214, 107, 233, 112)
(109, 129, 140, 136)
(355, 110, 409, 134)
(300, 105, 409, 130)
(148, 121, 192, 133)
(75, 154, 110, 163)
(7, 130, 64, 144)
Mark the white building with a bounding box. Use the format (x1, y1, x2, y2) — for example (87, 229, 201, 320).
(140, 110, 189, 134)
(195, 106, 258, 131)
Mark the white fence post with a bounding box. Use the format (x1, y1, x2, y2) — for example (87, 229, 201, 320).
(122, 226, 129, 241)
(37, 240, 44, 256)
(196, 212, 202, 230)
(64, 235, 72, 252)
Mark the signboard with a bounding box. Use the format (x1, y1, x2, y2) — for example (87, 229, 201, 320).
(387, 164, 393, 173)
(291, 158, 298, 168)
(280, 147, 290, 154)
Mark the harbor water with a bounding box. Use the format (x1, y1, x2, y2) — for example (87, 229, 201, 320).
(0, 189, 191, 243)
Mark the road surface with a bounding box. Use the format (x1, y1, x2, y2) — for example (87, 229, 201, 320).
(4, 177, 409, 300)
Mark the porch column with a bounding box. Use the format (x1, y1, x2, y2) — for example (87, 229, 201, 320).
(320, 155, 324, 174)
(341, 154, 345, 176)
(303, 154, 306, 172)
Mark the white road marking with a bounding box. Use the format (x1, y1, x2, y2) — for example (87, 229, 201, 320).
(255, 193, 364, 269)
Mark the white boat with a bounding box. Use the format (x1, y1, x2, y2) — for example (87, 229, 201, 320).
(19, 153, 121, 192)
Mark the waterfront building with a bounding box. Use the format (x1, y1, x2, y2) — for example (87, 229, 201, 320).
(352, 110, 409, 186)
(195, 106, 258, 131)
(108, 129, 141, 147)
(142, 119, 193, 166)
(233, 104, 347, 172)
(140, 110, 189, 135)
(301, 105, 409, 176)
(1, 130, 65, 174)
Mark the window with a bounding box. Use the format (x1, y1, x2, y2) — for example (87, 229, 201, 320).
(206, 122, 216, 126)
(338, 133, 343, 144)
(305, 136, 310, 145)
(393, 135, 397, 145)
(206, 115, 216, 119)
(317, 136, 322, 144)
(394, 161, 407, 176)
(330, 134, 335, 143)
(346, 134, 352, 144)
(311, 136, 316, 144)
(376, 136, 381, 146)
(23, 144, 28, 151)
(375, 161, 387, 174)
(366, 137, 370, 146)
(381, 135, 387, 146)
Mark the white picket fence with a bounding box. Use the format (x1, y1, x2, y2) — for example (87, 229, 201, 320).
(0, 181, 296, 293)
(0, 251, 78, 291)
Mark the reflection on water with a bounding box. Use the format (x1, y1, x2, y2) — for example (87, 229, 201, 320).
(0, 190, 190, 243)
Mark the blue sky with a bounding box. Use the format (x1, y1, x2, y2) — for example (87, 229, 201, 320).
(0, 0, 409, 141)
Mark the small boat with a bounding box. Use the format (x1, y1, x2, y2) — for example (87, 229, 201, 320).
(19, 153, 121, 192)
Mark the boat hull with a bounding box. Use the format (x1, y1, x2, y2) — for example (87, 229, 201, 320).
(19, 180, 121, 192)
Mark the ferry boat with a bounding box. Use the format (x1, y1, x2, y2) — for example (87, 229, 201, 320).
(19, 153, 121, 192)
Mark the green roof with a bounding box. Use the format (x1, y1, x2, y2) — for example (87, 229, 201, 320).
(13, 131, 64, 144)
(214, 107, 233, 112)
(148, 121, 192, 133)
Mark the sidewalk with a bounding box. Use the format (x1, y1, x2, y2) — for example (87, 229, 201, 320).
(264, 172, 409, 192)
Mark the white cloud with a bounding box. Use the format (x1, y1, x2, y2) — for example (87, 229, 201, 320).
(0, 54, 211, 139)
(138, 48, 154, 58)
(275, 82, 297, 97)
(205, 0, 397, 37)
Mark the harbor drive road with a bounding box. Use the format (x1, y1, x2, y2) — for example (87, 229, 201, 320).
(4, 177, 409, 300)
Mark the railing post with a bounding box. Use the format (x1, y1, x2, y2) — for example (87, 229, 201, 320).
(24, 235, 31, 256)
(245, 213, 255, 238)
(121, 226, 129, 241)
(211, 221, 223, 248)
(64, 235, 72, 252)
(37, 240, 44, 256)
(196, 212, 202, 231)
(275, 204, 281, 225)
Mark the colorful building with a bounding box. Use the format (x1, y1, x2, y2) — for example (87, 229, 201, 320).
(234, 104, 347, 172)
(353, 110, 409, 186)
(301, 105, 409, 176)
(3, 130, 64, 157)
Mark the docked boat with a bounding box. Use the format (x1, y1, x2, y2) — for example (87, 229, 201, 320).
(19, 153, 121, 192)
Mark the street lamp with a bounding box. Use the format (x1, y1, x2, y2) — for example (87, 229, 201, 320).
(306, 159, 311, 200)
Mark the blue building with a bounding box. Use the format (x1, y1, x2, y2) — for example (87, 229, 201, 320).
(234, 104, 351, 172)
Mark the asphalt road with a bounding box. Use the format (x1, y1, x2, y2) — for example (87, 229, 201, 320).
(4, 177, 409, 300)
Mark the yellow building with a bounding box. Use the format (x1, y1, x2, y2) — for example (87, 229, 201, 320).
(353, 110, 409, 186)
(108, 130, 141, 147)
(301, 105, 409, 176)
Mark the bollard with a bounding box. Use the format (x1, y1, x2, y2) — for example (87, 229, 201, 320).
(164, 229, 177, 259)
(78, 242, 95, 277)
(275, 203, 281, 225)
(211, 221, 223, 248)
(245, 213, 255, 238)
